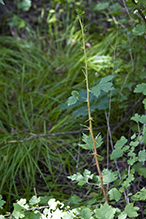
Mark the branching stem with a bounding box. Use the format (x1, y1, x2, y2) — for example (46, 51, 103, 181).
(78, 16, 108, 204)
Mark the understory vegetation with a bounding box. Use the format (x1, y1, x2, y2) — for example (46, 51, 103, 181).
(0, 0, 146, 218)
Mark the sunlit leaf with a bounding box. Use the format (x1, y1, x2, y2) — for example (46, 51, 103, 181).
(134, 83, 146, 95)
(81, 208, 92, 219)
(118, 212, 127, 219)
(125, 203, 139, 217)
(131, 113, 141, 123)
(13, 203, 25, 219)
(102, 169, 118, 184)
(108, 188, 121, 202)
(142, 98, 146, 110)
(67, 169, 94, 186)
(91, 75, 114, 98)
(79, 133, 103, 150)
(94, 202, 116, 219)
(83, 169, 94, 181)
(132, 187, 146, 201)
(127, 156, 138, 165)
(0, 0, 4, 5)
(138, 150, 146, 162)
(140, 115, 146, 124)
(29, 196, 40, 206)
(76, 9, 85, 17)
(110, 136, 127, 161)
(0, 195, 5, 209)
(123, 173, 134, 188)
(67, 90, 79, 106)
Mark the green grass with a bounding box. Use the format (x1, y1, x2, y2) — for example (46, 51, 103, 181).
(0, 22, 98, 211)
(0, 7, 145, 212)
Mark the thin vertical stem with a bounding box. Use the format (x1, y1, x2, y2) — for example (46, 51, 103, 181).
(78, 16, 108, 204)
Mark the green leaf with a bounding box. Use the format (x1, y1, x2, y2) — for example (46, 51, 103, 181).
(95, 135, 103, 148)
(138, 150, 146, 162)
(76, 9, 85, 17)
(8, 15, 25, 28)
(142, 132, 146, 144)
(29, 196, 40, 206)
(0, 195, 5, 209)
(140, 72, 146, 79)
(13, 203, 25, 219)
(108, 188, 121, 202)
(67, 90, 79, 106)
(134, 83, 146, 95)
(138, 0, 146, 5)
(138, 167, 146, 178)
(94, 169, 118, 186)
(0, 0, 4, 5)
(110, 3, 122, 11)
(123, 173, 134, 188)
(118, 212, 127, 219)
(129, 141, 139, 147)
(114, 136, 127, 148)
(131, 133, 136, 140)
(91, 75, 114, 98)
(127, 156, 138, 165)
(94, 203, 116, 219)
(95, 2, 109, 10)
(140, 115, 146, 124)
(124, 203, 139, 217)
(109, 3, 123, 16)
(39, 196, 50, 205)
(111, 147, 123, 161)
(110, 136, 127, 161)
(131, 113, 141, 123)
(47, 14, 58, 24)
(79, 133, 103, 150)
(48, 198, 60, 210)
(69, 172, 87, 186)
(81, 208, 92, 219)
(83, 169, 94, 182)
(24, 211, 40, 219)
(12, 198, 29, 219)
(132, 24, 145, 36)
(127, 151, 135, 157)
(79, 133, 93, 150)
(67, 169, 94, 186)
(68, 195, 82, 205)
(132, 188, 146, 201)
(142, 98, 146, 110)
(102, 169, 118, 184)
(17, 0, 31, 11)
(17, 199, 29, 209)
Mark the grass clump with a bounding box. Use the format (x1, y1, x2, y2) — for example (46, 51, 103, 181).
(0, 0, 146, 216)
(0, 31, 86, 210)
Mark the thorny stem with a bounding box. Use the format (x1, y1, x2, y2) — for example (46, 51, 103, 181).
(78, 16, 108, 204)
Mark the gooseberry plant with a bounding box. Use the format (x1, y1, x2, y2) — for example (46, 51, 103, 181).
(0, 8, 146, 219)
(66, 12, 146, 218)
